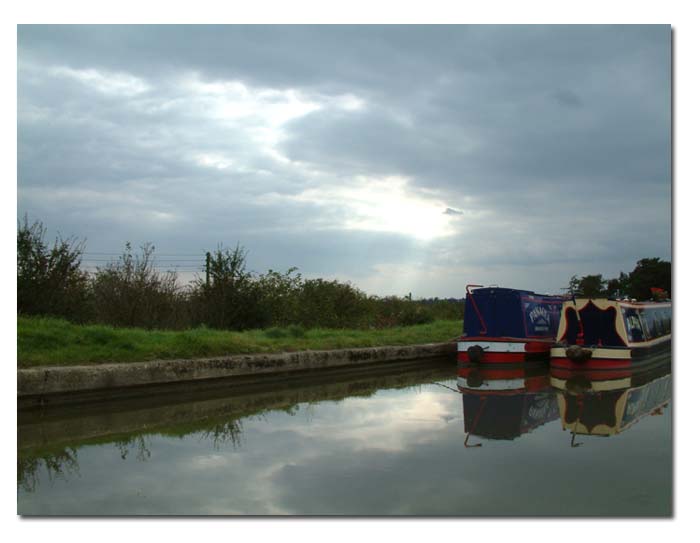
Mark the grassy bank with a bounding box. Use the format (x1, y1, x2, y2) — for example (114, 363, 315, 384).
(18, 316, 462, 368)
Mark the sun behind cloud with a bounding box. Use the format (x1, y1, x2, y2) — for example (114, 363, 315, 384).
(291, 175, 459, 241)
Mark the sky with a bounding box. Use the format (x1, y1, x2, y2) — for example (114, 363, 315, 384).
(16, 25, 672, 298)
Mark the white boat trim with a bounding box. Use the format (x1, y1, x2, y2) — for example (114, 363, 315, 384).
(457, 376, 526, 390)
(457, 341, 527, 353)
(550, 376, 632, 392)
(550, 346, 632, 359)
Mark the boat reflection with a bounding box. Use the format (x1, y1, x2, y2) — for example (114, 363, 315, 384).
(550, 357, 671, 447)
(457, 363, 559, 447)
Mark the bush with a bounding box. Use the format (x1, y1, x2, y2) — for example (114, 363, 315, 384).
(17, 218, 466, 333)
(255, 268, 303, 327)
(296, 278, 370, 328)
(287, 324, 306, 338)
(17, 217, 91, 321)
(190, 245, 266, 330)
(264, 326, 287, 339)
(627, 258, 672, 300)
(91, 243, 188, 329)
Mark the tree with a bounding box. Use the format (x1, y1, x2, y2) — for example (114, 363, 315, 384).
(91, 242, 184, 328)
(191, 244, 263, 330)
(605, 272, 630, 298)
(568, 274, 607, 297)
(17, 217, 91, 320)
(627, 258, 671, 300)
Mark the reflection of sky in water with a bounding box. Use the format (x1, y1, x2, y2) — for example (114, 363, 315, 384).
(18, 380, 671, 516)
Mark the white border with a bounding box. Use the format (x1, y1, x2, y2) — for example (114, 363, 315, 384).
(4, 1, 698, 540)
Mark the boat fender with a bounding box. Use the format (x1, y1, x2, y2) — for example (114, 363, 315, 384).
(467, 345, 485, 363)
(466, 370, 484, 388)
(565, 374, 592, 394)
(565, 345, 593, 364)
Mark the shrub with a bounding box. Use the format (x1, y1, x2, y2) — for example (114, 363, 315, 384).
(296, 278, 370, 328)
(287, 324, 306, 338)
(17, 217, 91, 321)
(264, 327, 287, 339)
(255, 268, 303, 327)
(190, 245, 265, 330)
(91, 243, 187, 329)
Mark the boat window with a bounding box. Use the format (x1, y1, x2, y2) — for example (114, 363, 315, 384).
(624, 308, 645, 342)
(627, 306, 671, 341)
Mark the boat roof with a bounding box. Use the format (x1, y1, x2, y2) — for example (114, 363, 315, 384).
(470, 286, 563, 298)
(563, 297, 671, 308)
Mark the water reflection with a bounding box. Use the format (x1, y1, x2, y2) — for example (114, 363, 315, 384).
(18, 446, 79, 493)
(550, 358, 671, 446)
(457, 364, 559, 446)
(456, 357, 672, 449)
(17, 360, 455, 496)
(17, 356, 672, 516)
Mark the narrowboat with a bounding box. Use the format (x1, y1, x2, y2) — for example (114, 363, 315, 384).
(550, 357, 670, 444)
(457, 285, 565, 364)
(549, 298, 671, 370)
(457, 363, 559, 445)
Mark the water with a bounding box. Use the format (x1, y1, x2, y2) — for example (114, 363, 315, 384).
(17, 357, 672, 516)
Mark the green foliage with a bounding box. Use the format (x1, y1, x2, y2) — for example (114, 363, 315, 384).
(17, 316, 463, 367)
(287, 324, 306, 338)
(570, 258, 671, 300)
(17, 217, 91, 321)
(91, 243, 187, 329)
(264, 326, 288, 339)
(255, 267, 303, 327)
(263, 325, 307, 339)
(17, 218, 467, 333)
(569, 274, 607, 297)
(190, 245, 265, 330)
(627, 258, 671, 300)
(368, 295, 437, 327)
(605, 272, 630, 298)
(296, 278, 370, 328)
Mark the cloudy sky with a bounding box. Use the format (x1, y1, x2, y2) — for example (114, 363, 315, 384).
(17, 25, 671, 298)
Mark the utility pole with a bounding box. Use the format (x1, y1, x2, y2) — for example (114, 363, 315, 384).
(205, 251, 211, 287)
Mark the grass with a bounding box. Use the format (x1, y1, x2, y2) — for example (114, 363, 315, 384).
(17, 316, 463, 368)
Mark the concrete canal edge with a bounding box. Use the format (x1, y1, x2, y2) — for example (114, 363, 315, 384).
(18, 342, 457, 403)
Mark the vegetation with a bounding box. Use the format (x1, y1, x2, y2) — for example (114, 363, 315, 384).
(17, 218, 463, 332)
(91, 242, 188, 329)
(17, 218, 670, 368)
(17, 316, 463, 367)
(568, 257, 672, 300)
(17, 217, 91, 322)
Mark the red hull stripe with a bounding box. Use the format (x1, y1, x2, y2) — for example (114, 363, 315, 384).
(550, 368, 633, 380)
(457, 351, 548, 363)
(549, 357, 632, 370)
(458, 367, 524, 380)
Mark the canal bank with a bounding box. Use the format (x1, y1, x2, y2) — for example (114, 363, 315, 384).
(18, 342, 456, 408)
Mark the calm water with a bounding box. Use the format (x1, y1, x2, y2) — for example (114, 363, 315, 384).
(17, 357, 672, 516)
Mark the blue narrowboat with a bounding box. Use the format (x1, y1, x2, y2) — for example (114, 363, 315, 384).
(458, 285, 565, 364)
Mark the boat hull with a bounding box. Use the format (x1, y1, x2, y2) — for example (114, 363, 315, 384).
(457, 337, 553, 364)
(550, 337, 671, 370)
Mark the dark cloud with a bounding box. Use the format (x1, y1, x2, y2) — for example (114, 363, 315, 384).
(553, 89, 584, 108)
(17, 25, 671, 296)
(443, 208, 463, 216)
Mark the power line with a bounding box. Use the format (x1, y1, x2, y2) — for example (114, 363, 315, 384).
(80, 266, 203, 269)
(83, 252, 205, 257)
(81, 258, 205, 264)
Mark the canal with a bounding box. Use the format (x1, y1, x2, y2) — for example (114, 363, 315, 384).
(17, 356, 672, 516)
